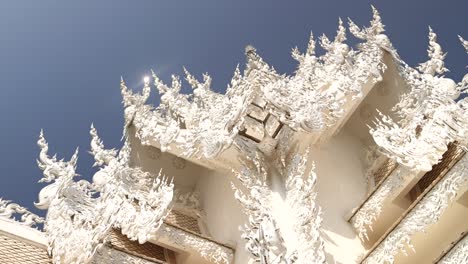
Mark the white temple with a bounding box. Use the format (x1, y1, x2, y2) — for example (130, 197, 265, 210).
(1, 7, 467, 264)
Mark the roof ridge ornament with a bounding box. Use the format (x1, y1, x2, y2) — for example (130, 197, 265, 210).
(122, 7, 391, 160)
(370, 28, 468, 171)
(417, 27, 449, 75)
(35, 127, 174, 264)
(0, 198, 44, 228)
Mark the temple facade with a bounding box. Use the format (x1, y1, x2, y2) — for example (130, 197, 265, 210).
(0, 7, 467, 264)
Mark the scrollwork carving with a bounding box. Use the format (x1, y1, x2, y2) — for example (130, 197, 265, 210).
(350, 166, 415, 240)
(157, 224, 234, 264)
(0, 198, 44, 228)
(35, 127, 174, 264)
(370, 28, 468, 172)
(439, 235, 468, 264)
(363, 155, 468, 264)
(119, 7, 391, 162)
(232, 146, 326, 264)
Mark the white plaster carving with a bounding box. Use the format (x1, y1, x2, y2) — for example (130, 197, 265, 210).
(145, 146, 162, 160)
(460, 35, 468, 52)
(350, 166, 416, 240)
(363, 155, 468, 264)
(370, 28, 468, 171)
(115, 11, 399, 262)
(92, 247, 157, 264)
(35, 127, 174, 264)
(172, 190, 202, 217)
(119, 7, 391, 161)
(172, 156, 187, 170)
(0, 198, 44, 228)
(438, 235, 468, 264)
(232, 144, 326, 264)
(13, 6, 466, 264)
(157, 223, 234, 264)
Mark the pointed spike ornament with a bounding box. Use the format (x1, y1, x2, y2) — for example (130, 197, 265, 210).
(348, 6, 390, 50)
(27, 7, 468, 264)
(35, 127, 174, 264)
(417, 27, 448, 75)
(226, 64, 243, 96)
(370, 25, 468, 172)
(123, 6, 395, 160)
(459, 35, 468, 52)
(89, 124, 117, 167)
(335, 18, 347, 43)
(319, 18, 347, 51)
(183, 67, 200, 90)
(370, 5, 385, 35)
(152, 69, 168, 94)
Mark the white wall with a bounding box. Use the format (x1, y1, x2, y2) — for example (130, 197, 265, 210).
(196, 170, 251, 264)
(312, 130, 368, 264)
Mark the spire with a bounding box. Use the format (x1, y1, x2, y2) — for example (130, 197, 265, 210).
(89, 123, 117, 167)
(226, 64, 243, 96)
(292, 32, 316, 63)
(152, 69, 168, 94)
(320, 19, 346, 51)
(459, 35, 468, 53)
(171, 74, 182, 93)
(370, 5, 385, 35)
(142, 75, 151, 101)
(244, 44, 259, 74)
(183, 67, 200, 90)
(36, 130, 79, 184)
(418, 27, 448, 75)
(335, 18, 347, 43)
(306, 31, 316, 56)
(348, 6, 386, 41)
(120, 76, 132, 107)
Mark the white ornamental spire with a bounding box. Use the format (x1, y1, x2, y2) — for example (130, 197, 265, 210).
(232, 147, 326, 264)
(348, 5, 385, 41)
(370, 28, 468, 171)
(417, 27, 448, 75)
(459, 35, 468, 52)
(35, 126, 174, 264)
(0, 198, 44, 228)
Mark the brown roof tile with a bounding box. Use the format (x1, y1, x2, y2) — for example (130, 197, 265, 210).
(108, 230, 172, 263)
(0, 233, 51, 264)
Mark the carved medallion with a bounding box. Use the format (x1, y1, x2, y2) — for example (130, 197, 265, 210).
(145, 147, 162, 160)
(376, 82, 391, 96)
(172, 157, 187, 170)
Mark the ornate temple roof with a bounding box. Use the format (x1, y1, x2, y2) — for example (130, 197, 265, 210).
(1, 5, 467, 264)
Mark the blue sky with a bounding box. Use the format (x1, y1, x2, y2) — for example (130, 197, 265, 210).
(0, 1, 466, 216)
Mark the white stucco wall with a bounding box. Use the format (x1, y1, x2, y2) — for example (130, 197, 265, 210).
(196, 170, 251, 264)
(128, 119, 372, 264)
(312, 130, 368, 264)
(194, 129, 370, 264)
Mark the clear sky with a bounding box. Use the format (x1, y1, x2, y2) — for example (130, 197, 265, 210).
(0, 1, 466, 216)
